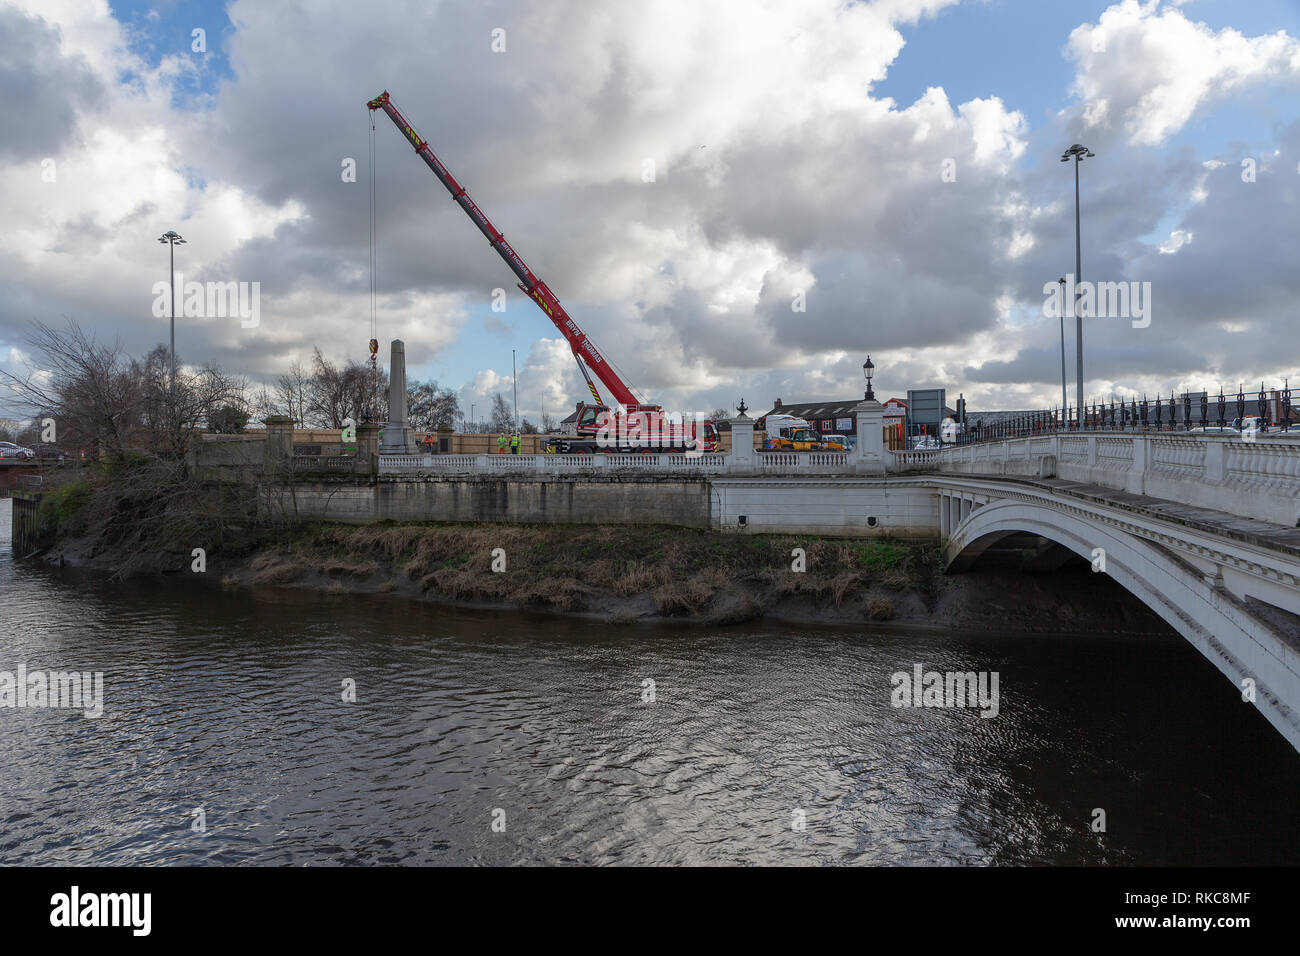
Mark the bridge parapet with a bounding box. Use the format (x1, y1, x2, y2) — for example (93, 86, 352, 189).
(939, 434, 1300, 526)
(888, 449, 940, 472)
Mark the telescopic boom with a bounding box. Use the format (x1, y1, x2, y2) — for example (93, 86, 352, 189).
(367, 90, 645, 410)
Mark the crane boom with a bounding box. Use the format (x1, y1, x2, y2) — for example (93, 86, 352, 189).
(367, 90, 644, 410)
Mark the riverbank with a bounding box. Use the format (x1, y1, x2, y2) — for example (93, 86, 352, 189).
(25, 465, 1170, 633)
(68, 520, 1168, 634)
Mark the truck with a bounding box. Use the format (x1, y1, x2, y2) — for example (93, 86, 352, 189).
(762, 414, 845, 452)
(368, 91, 718, 455)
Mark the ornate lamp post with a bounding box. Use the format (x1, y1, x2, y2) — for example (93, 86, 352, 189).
(862, 356, 875, 401)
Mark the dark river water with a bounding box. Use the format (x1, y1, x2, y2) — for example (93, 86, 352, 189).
(1, 499, 1297, 865)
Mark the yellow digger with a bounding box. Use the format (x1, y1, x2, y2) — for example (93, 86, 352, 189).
(766, 415, 845, 452)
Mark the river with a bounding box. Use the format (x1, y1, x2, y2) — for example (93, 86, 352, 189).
(1, 498, 1296, 865)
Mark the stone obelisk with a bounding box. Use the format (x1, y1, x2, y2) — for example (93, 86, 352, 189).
(379, 339, 415, 453)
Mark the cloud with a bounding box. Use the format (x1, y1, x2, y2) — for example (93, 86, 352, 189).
(2, 0, 1298, 424)
(1067, 0, 1300, 147)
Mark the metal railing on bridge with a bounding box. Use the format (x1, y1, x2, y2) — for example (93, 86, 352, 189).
(958, 381, 1295, 444)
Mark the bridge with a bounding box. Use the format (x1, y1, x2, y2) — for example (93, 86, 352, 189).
(930, 431, 1300, 754)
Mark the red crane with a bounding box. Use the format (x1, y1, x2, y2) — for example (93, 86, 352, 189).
(367, 90, 716, 452)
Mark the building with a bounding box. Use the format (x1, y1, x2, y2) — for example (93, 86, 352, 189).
(759, 398, 865, 437)
(882, 397, 908, 427)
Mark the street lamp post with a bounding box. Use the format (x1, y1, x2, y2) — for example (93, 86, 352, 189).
(157, 230, 186, 386)
(1057, 277, 1068, 423)
(512, 348, 518, 433)
(862, 355, 875, 401)
(1061, 144, 1093, 426)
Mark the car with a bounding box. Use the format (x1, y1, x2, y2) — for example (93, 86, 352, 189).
(0, 441, 35, 459)
(33, 445, 70, 460)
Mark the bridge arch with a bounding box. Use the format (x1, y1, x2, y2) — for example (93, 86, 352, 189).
(943, 495, 1300, 753)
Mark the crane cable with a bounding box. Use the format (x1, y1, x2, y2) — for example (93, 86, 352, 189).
(368, 110, 380, 421)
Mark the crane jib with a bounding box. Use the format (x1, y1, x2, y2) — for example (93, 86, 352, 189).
(369, 90, 646, 410)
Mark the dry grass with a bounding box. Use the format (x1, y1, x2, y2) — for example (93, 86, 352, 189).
(318, 559, 379, 578)
(250, 560, 305, 585)
(259, 522, 939, 620)
(868, 598, 895, 620)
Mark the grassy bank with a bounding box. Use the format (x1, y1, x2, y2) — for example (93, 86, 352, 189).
(235, 522, 944, 625)
(35, 468, 1171, 633)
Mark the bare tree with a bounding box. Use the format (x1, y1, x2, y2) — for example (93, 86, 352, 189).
(406, 379, 461, 432)
(0, 319, 142, 459)
(305, 348, 383, 427)
(132, 344, 247, 459)
(273, 359, 311, 426)
(0, 319, 244, 463)
(489, 392, 513, 432)
(541, 411, 556, 433)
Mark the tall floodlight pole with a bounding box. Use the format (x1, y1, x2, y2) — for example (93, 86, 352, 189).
(1057, 277, 1069, 420)
(1061, 144, 1093, 426)
(512, 348, 518, 432)
(157, 231, 186, 386)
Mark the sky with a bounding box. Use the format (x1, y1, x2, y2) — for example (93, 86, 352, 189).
(3, 0, 1300, 425)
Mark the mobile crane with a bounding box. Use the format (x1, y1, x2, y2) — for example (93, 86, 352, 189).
(367, 90, 718, 453)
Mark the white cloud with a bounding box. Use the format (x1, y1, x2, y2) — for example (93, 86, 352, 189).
(1068, 0, 1300, 146)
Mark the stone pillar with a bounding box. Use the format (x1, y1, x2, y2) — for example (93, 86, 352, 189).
(854, 398, 886, 475)
(263, 415, 294, 461)
(1128, 435, 1147, 495)
(356, 422, 381, 476)
(1204, 437, 1226, 484)
(379, 339, 415, 454)
(728, 414, 755, 472)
